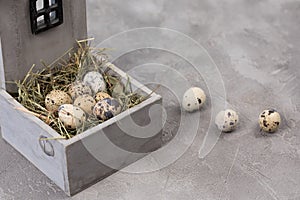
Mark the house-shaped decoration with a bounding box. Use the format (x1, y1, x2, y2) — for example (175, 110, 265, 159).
(0, 0, 162, 196)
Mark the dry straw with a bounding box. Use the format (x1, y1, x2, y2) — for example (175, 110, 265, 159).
(14, 39, 146, 139)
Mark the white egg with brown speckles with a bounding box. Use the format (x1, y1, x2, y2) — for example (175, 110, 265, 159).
(182, 87, 206, 112)
(73, 95, 96, 115)
(215, 109, 239, 132)
(58, 104, 86, 129)
(93, 98, 122, 121)
(83, 71, 106, 94)
(45, 90, 72, 112)
(68, 81, 92, 99)
(259, 109, 281, 133)
(95, 92, 111, 102)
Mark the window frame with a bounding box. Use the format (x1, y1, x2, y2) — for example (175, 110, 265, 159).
(30, 0, 64, 34)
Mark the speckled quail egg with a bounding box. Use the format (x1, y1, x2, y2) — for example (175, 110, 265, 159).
(73, 95, 96, 115)
(259, 109, 281, 133)
(182, 87, 206, 112)
(83, 71, 106, 94)
(95, 92, 111, 102)
(58, 104, 86, 129)
(93, 98, 122, 121)
(215, 109, 239, 132)
(68, 81, 92, 99)
(45, 90, 72, 112)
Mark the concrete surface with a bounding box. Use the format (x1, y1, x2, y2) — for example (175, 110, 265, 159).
(1, 0, 300, 199)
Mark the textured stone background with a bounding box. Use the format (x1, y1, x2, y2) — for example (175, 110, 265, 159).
(1, 0, 300, 199)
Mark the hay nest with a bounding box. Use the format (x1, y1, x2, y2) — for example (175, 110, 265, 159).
(14, 39, 148, 140)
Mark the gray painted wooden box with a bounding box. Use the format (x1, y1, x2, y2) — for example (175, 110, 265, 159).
(0, 0, 162, 196)
(0, 64, 162, 195)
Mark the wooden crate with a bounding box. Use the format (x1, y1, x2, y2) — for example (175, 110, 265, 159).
(0, 0, 162, 196)
(0, 63, 162, 196)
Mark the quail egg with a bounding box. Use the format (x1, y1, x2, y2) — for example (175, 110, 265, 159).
(215, 109, 239, 132)
(58, 104, 86, 129)
(73, 95, 96, 115)
(45, 90, 72, 112)
(95, 92, 111, 102)
(68, 81, 92, 99)
(259, 109, 281, 133)
(93, 98, 122, 121)
(83, 71, 106, 94)
(182, 87, 206, 112)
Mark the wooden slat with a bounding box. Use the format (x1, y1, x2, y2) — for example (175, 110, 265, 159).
(0, 90, 68, 192)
